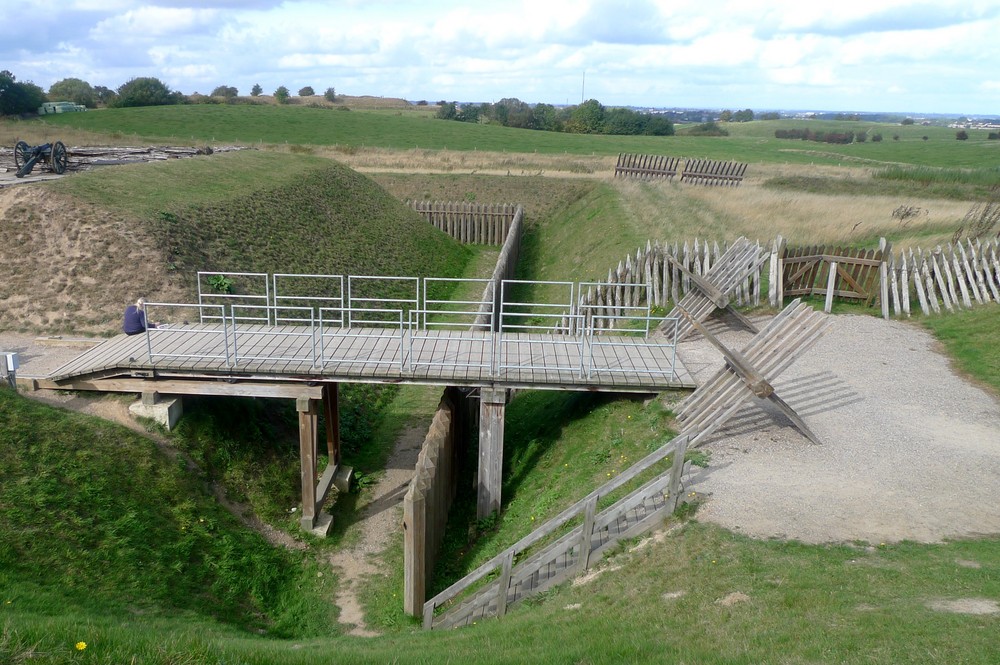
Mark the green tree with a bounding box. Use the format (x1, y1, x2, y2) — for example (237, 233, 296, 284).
(93, 85, 116, 106)
(210, 85, 238, 98)
(603, 107, 643, 135)
(324, 87, 336, 102)
(0, 70, 48, 115)
(251, 83, 262, 97)
(718, 109, 734, 122)
(732, 108, 754, 122)
(113, 77, 177, 107)
(436, 101, 458, 120)
(956, 130, 969, 140)
(532, 103, 560, 131)
(48, 77, 96, 108)
(566, 99, 605, 133)
(298, 86, 315, 96)
(274, 86, 290, 104)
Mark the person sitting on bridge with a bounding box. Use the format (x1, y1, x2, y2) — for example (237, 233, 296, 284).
(122, 297, 158, 335)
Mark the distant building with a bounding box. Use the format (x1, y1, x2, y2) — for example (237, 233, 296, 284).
(38, 101, 87, 115)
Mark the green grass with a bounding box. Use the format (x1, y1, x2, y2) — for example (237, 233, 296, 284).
(0, 390, 336, 639)
(29, 105, 1000, 168)
(50, 151, 472, 282)
(920, 303, 1000, 394)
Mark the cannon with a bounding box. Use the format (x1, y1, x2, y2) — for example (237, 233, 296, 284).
(14, 140, 69, 178)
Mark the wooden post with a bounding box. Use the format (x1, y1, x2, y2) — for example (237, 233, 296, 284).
(323, 383, 340, 466)
(575, 496, 598, 574)
(879, 238, 890, 320)
(496, 550, 514, 617)
(775, 236, 786, 307)
(666, 436, 689, 512)
(403, 476, 427, 616)
(824, 261, 838, 313)
(478, 387, 506, 519)
(297, 396, 319, 530)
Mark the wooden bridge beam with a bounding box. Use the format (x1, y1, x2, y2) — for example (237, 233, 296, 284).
(297, 396, 320, 530)
(477, 387, 507, 519)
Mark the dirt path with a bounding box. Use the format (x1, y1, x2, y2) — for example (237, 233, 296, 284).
(680, 312, 1000, 544)
(327, 422, 427, 637)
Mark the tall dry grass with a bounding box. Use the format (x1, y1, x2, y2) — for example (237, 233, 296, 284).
(612, 174, 970, 250)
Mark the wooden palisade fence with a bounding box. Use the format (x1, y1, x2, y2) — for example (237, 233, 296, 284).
(883, 238, 1000, 317)
(615, 154, 748, 186)
(408, 200, 518, 245)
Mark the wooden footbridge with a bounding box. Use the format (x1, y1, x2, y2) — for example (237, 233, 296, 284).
(28, 273, 695, 533)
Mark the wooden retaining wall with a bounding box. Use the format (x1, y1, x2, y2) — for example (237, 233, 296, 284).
(408, 201, 518, 245)
(403, 389, 463, 615)
(402, 204, 524, 616)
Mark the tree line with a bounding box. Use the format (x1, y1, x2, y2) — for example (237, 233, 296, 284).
(435, 98, 674, 136)
(0, 71, 338, 116)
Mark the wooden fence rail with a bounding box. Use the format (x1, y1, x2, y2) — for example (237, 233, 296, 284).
(679, 159, 748, 187)
(424, 434, 692, 629)
(614, 153, 681, 180)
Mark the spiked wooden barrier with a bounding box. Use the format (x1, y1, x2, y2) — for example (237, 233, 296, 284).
(423, 299, 830, 629)
(661, 237, 769, 342)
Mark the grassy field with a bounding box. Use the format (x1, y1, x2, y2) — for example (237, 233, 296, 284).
(2, 103, 999, 664)
(9, 103, 1000, 169)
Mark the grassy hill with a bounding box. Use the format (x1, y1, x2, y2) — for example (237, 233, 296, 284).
(0, 150, 471, 334)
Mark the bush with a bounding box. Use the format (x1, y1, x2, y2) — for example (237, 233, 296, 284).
(48, 77, 97, 108)
(251, 83, 262, 97)
(211, 85, 238, 99)
(989, 132, 1000, 140)
(113, 76, 179, 107)
(324, 87, 336, 102)
(872, 133, 883, 142)
(956, 130, 969, 140)
(298, 86, 314, 97)
(0, 70, 47, 115)
(274, 86, 289, 104)
(687, 121, 729, 136)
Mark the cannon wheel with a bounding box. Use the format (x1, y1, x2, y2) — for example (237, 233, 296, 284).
(13, 141, 30, 171)
(50, 141, 68, 174)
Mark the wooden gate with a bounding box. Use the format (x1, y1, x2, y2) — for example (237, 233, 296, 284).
(782, 245, 884, 304)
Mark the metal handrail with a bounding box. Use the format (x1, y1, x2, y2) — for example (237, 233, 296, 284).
(143, 303, 231, 368)
(318, 306, 405, 371)
(230, 305, 318, 367)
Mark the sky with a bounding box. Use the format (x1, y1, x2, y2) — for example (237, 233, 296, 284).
(2, 0, 999, 115)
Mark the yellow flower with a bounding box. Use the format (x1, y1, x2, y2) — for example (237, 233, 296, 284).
(75, 642, 87, 651)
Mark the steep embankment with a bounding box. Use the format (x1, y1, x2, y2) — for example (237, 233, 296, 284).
(0, 150, 470, 334)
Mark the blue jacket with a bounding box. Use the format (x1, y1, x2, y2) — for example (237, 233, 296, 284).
(123, 305, 148, 335)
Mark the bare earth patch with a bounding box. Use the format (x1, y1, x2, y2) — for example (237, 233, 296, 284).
(327, 422, 426, 637)
(926, 598, 1000, 615)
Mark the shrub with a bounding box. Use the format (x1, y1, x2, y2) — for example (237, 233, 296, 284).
(0, 70, 47, 115)
(324, 87, 336, 102)
(274, 86, 289, 104)
(872, 133, 883, 142)
(250, 83, 262, 97)
(113, 77, 178, 107)
(956, 130, 969, 140)
(211, 85, 238, 99)
(298, 86, 314, 97)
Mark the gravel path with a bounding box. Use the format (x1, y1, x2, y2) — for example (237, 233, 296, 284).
(681, 312, 1000, 544)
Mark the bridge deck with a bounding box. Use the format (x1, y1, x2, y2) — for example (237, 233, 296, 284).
(45, 323, 695, 393)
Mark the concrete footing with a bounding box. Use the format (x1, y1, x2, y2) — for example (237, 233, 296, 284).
(129, 394, 183, 430)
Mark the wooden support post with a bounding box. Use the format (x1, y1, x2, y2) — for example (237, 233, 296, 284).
(297, 396, 319, 530)
(404, 476, 427, 617)
(478, 387, 506, 520)
(323, 383, 340, 466)
(824, 261, 838, 313)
